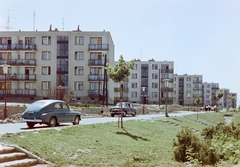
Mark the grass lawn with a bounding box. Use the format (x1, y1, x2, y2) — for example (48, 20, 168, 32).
(0, 111, 239, 167)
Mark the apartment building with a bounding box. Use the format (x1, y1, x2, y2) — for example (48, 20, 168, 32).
(0, 27, 115, 103)
(113, 59, 174, 105)
(202, 82, 219, 106)
(217, 89, 237, 109)
(173, 74, 203, 106)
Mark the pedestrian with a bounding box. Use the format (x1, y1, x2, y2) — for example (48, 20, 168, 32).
(213, 105, 217, 112)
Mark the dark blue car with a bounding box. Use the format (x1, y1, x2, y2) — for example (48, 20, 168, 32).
(21, 99, 81, 128)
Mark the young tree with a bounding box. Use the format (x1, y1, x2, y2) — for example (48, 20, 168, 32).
(216, 90, 224, 108)
(106, 55, 134, 128)
(195, 96, 201, 120)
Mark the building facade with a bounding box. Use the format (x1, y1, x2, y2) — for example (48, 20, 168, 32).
(113, 59, 174, 105)
(0, 28, 115, 103)
(173, 74, 203, 106)
(202, 82, 219, 106)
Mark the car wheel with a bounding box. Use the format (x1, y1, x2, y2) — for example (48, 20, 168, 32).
(73, 116, 80, 125)
(26, 122, 35, 128)
(48, 117, 57, 127)
(132, 112, 136, 117)
(111, 114, 114, 117)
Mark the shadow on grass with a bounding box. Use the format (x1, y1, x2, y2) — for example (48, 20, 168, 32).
(116, 128, 149, 141)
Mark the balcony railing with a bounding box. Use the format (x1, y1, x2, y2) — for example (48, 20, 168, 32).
(88, 89, 107, 96)
(0, 59, 36, 66)
(88, 74, 108, 81)
(161, 78, 173, 82)
(0, 44, 37, 51)
(114, 87, 129, 92)
(88, 44, 109, 51)
(88, 59, 109, 66)
(114, 97, 128, 102)
(161, 97, 173, 102)
(193, 80, 202, 84)
(0, 74, 36, 81)
(0, 89, 36, 96)
(161, 88, 173, 92)
(193, 87, 202, 90)
(161, 69, 174, 73)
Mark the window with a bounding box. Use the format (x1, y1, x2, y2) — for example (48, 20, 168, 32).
(206, 90, 210, 93)
(42, 51, 51, 60)
(42, 36, 51, 45)
(174, 77, 176, 81)
(187, 84, 191, 88)
(62, 103, 69, 109)
(75, 36, 84, 45)
(152, 83, 158, 88)
(161, 64, 169, 69)
(161, 74, 169, 79)
(25, 82, 36, 89)
(75, 81, 83, 90)
(75, 67, 83, 75)
(133, 64, 137, 70)
(54, 103, 61, 109)
(131, 92, 137, 98)
(152, 64, 158, 70)
(187, 77, 191, 81)
(152, 92, 157, 98)
(152, 73, 158, 79)
(207, 84, 210, 88)
(42, 66, 51, 75)
(131, 83, 137, 88)
(131, 73, 137, 79)
(75, 51, 84, 60)
(174, 90, 176, 95)
(42, 81, 50, 90)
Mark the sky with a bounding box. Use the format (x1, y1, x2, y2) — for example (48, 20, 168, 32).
(0, 0, 240, 106)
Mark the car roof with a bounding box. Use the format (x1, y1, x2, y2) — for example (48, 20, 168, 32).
(32, 99, 65, 106)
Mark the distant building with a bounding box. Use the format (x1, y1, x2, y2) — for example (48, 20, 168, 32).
(202, 82, 219, 106)
(113, 59, 174, 105)
(173, 74, 203, 106)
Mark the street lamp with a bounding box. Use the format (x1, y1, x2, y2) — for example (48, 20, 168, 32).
(163, 79, 170, 117)
(142, 87, 146, 114)
(0, 64, 10, 120)
(188, 93, 191, 111)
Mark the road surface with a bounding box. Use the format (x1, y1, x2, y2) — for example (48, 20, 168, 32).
(0, 111, 204, 135)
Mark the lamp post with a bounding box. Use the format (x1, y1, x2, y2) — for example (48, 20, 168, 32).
(188, 93, 190, 111)
(142, 87, 146, 114)
(0, 64, 10, 120)
(163, 79, 170, 117)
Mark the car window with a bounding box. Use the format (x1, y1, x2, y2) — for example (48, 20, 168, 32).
(54, 103, 62, 109)
(62, 103, 69, 109)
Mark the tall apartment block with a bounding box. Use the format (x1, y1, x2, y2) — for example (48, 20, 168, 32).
(217, 89, 237, 109)
(0, 27, 115, 103)
(113, 59, 174, 105)
(202, 82, 219, 106)
(173, 74, 203, 106)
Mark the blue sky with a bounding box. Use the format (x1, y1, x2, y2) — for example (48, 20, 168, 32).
(0, 0, 240, 106)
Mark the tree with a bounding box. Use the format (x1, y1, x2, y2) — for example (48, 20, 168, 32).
(195, 96, 201, 120)
(216, 90, 224, 107)
(106, 55, 134, 128)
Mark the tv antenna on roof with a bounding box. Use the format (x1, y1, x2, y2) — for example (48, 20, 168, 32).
(6, 9, 13, 31)
(62, 18, 64, 31)
(33, 11, 35, 31)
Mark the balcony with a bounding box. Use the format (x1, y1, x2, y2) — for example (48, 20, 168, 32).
(114, 97, 128, 102)
(88, 89, 107, 96)
(0, 89, 36, 96)
(161, 87, 173, 92)
(161, 97, 173, 102)
(0, 74, 36, 81)
(0, 59, 36, 66)
(88, 59, 109, 66)
(193, 80, 202, 84)
(0, 44, 37, 51)
(88, 44, 109, 51)
(193, 94, 203, 97)
(161, 78, 173, 82)
(193, 87, 202, 90)
(161, 69, 174, 73)
(212, 87, 219, 90)
(88, 74, 108, 81)
(114, 87, 129, 92)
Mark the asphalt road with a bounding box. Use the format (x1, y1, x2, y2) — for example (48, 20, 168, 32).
(0, 111, 204, 135)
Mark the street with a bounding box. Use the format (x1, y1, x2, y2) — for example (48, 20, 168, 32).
(0, 111, 203, 135)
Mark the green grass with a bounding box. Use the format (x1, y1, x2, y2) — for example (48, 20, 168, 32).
(0, 111, 239, 167)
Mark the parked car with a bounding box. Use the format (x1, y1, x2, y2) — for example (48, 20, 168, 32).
(109, 102, 137, 117)
(21, 99, 81, 128)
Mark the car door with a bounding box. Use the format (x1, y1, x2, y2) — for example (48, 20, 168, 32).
(62, 103, 73, 122)
(54, 102, 64, 122)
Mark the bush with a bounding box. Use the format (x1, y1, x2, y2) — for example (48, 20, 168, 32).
(173, 128, 219, 165)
